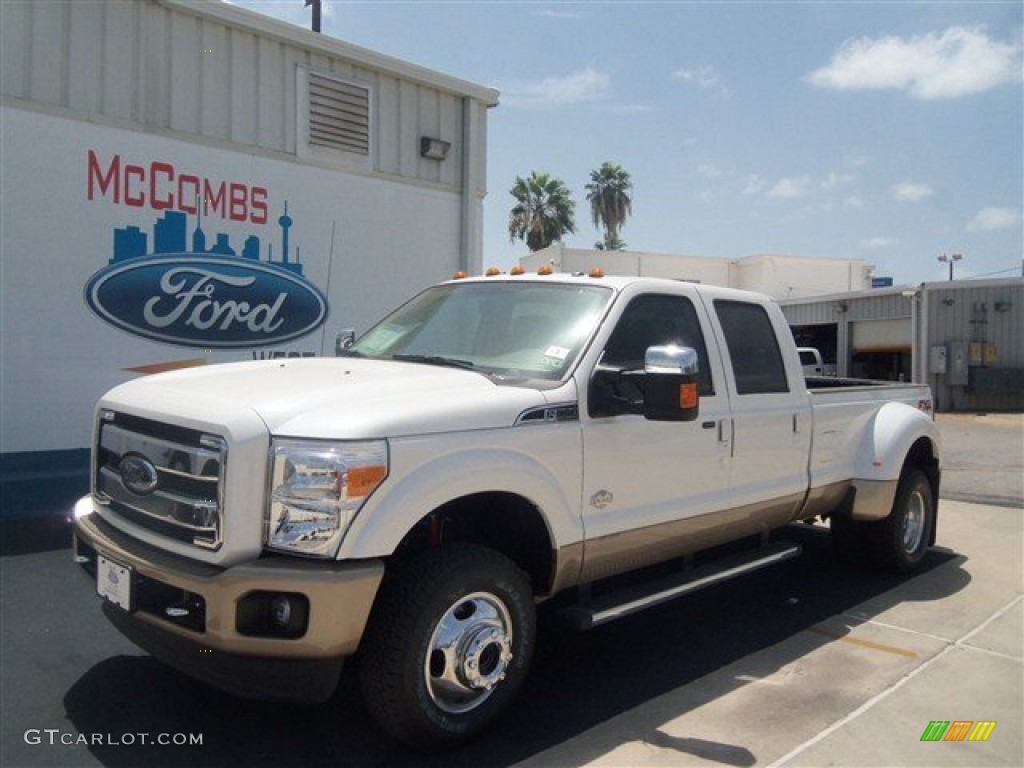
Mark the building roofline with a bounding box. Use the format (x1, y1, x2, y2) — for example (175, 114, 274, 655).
(779, 276, 1024, 306)
(166, 1, 500, 107)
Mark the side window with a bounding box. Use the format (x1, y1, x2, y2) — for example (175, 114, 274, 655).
(601, 294, 714, 396)
(714, 300, 789, 394)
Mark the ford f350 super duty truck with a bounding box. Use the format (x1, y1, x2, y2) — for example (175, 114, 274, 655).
(73, 271, 940, 751)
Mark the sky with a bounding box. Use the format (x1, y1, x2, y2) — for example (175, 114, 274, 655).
(230, 1, 1023, 286)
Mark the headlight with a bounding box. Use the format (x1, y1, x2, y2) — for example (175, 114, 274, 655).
(266, 439, 388, 557)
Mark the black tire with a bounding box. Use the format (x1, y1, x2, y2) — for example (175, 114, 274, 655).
(359, 543, 536, 752)
(866, 469, 935, 573)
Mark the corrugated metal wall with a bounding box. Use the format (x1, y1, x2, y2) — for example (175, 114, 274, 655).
(782, 291, 913, 326)
(782, 279, 1024, 411)
(1, 0, 494, 192)
(924, 280, 1024, 412)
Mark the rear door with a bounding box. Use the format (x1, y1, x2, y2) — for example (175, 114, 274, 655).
(705, 297, 811, 525)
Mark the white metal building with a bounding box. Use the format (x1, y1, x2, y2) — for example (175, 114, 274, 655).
(781, 278, 1024, 412)
(521, 243, 874, 299)
(0, 0, 498, 514)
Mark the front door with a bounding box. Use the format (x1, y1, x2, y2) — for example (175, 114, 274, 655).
(580, 289, 733, 582)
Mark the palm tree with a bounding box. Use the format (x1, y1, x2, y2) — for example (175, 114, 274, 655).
(585, 162, 633, 251)
(508, 172, 576, 252)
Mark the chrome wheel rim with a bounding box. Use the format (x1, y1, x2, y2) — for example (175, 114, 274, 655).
(902, 489, 927, 553)
(424, 591, 514, 714)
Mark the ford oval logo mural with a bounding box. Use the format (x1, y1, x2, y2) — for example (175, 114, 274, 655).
(86, 255, 327, 348)
(84, 205, 328, 348)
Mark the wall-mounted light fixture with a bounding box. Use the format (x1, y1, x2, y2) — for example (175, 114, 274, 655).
(420, 137, 451, 161)
(833, 301, 848, 314)
(941, 297, 956, 306)
(994, 301, 1012, 313)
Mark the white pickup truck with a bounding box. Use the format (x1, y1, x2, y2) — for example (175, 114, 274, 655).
(73, 271, 940, 751)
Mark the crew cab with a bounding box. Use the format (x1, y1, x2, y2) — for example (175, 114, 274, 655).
(72, 271, 940, 751)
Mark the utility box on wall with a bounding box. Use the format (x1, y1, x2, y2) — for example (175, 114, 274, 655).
(929, 345, 947, 374)
(948, 341, 969, 387)
(968, 342, 997, 367)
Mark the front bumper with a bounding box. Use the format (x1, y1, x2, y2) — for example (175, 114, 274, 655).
(73, 499, 384, 702)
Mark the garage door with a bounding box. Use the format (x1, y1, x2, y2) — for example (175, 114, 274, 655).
(851, 318, 911, 352)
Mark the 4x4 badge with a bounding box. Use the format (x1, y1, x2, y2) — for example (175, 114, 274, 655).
(590, 490, 613, 509)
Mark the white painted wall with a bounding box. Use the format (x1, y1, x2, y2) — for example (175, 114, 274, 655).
(522, 245, 870, 298)
(1, 107, 464, 453)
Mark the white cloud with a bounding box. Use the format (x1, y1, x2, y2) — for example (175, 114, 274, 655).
(769, 175, 814, 199)
(743, 175, 767, 195)
(503, 67, 610, 107)
(697, 162, 723, 179)
(844, 195, 865, 210)
(967, 206, 1020, 231)
(672, 65, 729, 96)
(862, 236, 897, 249)
(606, 103, 657, 114)
(743, 170, 857, 201)
(821, 172, 855, 190)
(892, 181, 934, 202)
(535, 9, 583, 20)
(807, 26, 1023, 100)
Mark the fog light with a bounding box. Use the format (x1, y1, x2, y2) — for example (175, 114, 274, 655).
(271, 595, 292, 627)
(236, 591, 309, 638)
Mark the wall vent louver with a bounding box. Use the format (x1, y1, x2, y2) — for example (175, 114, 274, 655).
(308, 72, 370, 155)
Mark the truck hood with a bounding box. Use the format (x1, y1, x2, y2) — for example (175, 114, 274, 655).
(105, 358, 550, 438)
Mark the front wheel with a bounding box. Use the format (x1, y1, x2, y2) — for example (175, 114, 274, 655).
(867, 468, 935, 573)
(359, 544, 535, 752)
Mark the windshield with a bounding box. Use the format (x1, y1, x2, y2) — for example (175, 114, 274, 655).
(349, 281, 614, 382)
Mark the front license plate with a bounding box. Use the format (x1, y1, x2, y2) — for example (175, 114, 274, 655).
(97, 555, 133, 611)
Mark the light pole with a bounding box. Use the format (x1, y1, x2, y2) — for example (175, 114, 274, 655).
(937, 252, 963, 281)
(304, 0, 322, 33)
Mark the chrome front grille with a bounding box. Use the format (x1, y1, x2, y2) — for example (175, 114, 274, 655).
(95, 412, 226, 550)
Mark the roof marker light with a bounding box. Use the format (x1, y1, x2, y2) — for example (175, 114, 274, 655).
(452, 270, 468, 280)
(537, 265, 553, 276)
(485, 267, 502, 276)
(510, 265, 525, 275)
(589, 267, 605, 278)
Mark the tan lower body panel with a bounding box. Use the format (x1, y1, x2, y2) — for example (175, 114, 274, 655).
(850, 478, 899, 520)
(579, 491, 807, 584)
(74, 510, 384, 702)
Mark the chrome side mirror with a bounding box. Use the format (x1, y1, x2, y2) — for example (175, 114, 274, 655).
(643, 345, 700, 421)
(335, 329, 356, 356)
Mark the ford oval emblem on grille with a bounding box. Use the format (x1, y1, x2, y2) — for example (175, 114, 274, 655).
(120, 454, 160, 495)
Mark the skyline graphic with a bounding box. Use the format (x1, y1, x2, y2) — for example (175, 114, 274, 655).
(111, 203, 304, 276)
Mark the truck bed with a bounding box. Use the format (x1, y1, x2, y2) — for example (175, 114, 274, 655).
(806, 375, 919, 391)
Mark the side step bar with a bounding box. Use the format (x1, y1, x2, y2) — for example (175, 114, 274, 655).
(561, 540, 802, 631)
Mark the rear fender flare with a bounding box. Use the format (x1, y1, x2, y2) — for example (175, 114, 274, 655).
(850, 402, 940, 521)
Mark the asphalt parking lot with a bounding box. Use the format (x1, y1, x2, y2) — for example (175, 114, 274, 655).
(1, 414, 1021, 767)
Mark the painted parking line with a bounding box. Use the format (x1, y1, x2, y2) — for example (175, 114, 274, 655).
(805, 625, 918, 658)
(769, 595, 1023, 767)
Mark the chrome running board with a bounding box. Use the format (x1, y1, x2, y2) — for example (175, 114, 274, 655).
(561, 540, 802, 630)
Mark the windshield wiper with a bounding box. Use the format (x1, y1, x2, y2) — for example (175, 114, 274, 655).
(391, 354, 477, 371)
